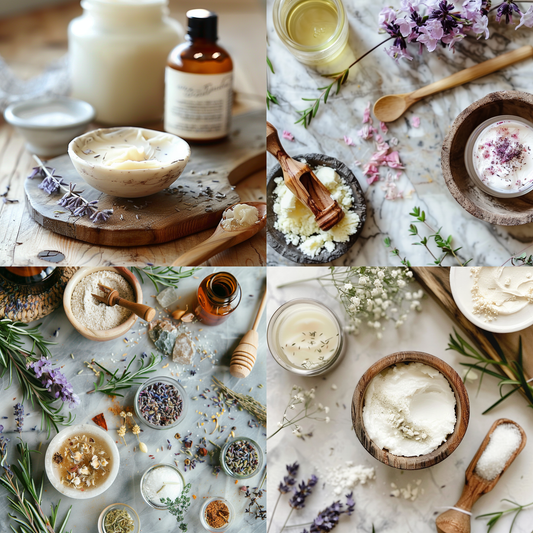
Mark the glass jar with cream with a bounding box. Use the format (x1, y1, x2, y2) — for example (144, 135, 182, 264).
(69, 0, 183, 126)
(272, 0, 351, 71)
(267, 299, 345, 376)
(464, 115, 533, 198)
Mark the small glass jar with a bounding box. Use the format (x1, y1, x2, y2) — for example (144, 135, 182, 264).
(140, 463, 186, 510)
(98, 503, 140, 533)
(200, 497, 236, 532)
(464, 115, 533, 199)
(220, 437, 263, 480)
(267, 298, 345, 376)
(272, 0, 350, 69)
(69, 0, 183, 125)
(134, 376, 188, 430)
(195, 272, 242, 326)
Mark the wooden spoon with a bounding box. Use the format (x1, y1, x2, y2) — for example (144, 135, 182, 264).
(229, 283, 267, 379)
(172, 202, 266, 266)
(266, 122, 344, 231)
(374, 45, 533, 123)
(435, 418, 527, 533)
(92, 284, 156, 322)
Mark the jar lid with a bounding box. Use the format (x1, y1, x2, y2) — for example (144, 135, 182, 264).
(187, 9, 218, 41)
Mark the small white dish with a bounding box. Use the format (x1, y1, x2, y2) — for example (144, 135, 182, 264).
(450, 267, 533, 333)
(45, 423, 120, 499)
(4, 97, 95, 157)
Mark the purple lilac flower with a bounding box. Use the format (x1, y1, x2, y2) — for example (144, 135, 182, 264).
(14, 403, 24, 433)
(517, 6, 533, 28)
(417, 19, 444, 51)
(429, 1, 460, 33)
(30, 357, 80, 408)
(279, 462, 299, 494)
(302, 493, 355, 533)
(496, 0, 521, 23)
(289, 474, 318, 509)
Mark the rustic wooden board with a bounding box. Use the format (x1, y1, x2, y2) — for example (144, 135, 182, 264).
(24, 111, 264, 247)
(413, 267, 533, 387)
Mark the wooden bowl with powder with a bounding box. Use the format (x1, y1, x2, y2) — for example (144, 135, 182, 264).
(63, 267, 143, 342)
(352, 351, 470, 470)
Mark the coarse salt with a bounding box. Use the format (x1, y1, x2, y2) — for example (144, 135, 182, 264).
(325, 461, 375, 495)
(390, 480, 424, 501)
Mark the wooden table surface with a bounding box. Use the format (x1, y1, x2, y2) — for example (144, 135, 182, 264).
(0, 0, 266, 267)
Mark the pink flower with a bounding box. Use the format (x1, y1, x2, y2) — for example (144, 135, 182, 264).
(375, 134, 384, 143)
(380, 122, 389, 133)
(411, 116, 421, 128)
(517, 6, 533, 28)
(417, 20, 444, 52)
(362, 102, 371, 124)
(283, 130, 294, 141)
(344, 136, 355, 146)
(363, 162, 379, 176)
(385, 151, 405, 169)
(366, 174, 380, 185)
(357, 124, 374, 140)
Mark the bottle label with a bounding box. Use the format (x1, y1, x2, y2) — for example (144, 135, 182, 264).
(165, 69, 233, 140)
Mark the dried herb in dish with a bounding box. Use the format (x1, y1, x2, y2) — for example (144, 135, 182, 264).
(103, 508, 135, 533)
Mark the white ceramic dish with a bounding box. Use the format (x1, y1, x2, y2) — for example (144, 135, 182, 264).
(68, 127, 191, 198)
(45, 424, 120, 500)
(450, 267, 533, 333)
(4, 97, 95, 157)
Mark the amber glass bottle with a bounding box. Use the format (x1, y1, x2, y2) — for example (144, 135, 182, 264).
(165, 9, 233, 143)
(195, 272, 242, 326)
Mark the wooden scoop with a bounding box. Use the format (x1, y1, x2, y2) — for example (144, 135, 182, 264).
(266, 122, 344, 231)
(435, 418, 527, 533)
(374, 45, 533, 123)
(92, 283, 156, 322)
(229, 283, 267, 378)
(172, 202, 266, 266)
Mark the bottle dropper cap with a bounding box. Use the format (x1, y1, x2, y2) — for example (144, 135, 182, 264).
(187, 9, 218, 41)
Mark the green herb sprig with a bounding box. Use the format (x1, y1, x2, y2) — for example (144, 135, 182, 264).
(130, 266, 200, 292)
(161, 482, 192, 532)
(447, 330, 533, 413)
(0, 319, 74, 435)
(0, 440, 72, 533)
(384, 237, 411, 266)
(477, 498, 533, 532)
(89, 353, 162, 397)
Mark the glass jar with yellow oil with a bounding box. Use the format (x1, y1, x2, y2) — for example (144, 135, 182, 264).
(272, 0, 349, 69)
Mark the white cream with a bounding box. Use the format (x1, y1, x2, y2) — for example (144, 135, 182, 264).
(77, 128, 187, 170)
(470, 266, 533, 322)
(275, 302, 340, 369)
(473, 118, 533, 193)
(222, 204, 259, 230)
(363, 363, 456, 457)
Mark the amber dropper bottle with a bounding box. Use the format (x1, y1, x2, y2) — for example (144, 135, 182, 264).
(165, 9, 233, 143)
(195, 272, 241, 326)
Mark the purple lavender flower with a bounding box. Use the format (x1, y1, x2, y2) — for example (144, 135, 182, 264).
(495, 0, 521, 23)
(38, 175, 63, 195)
(279, 462, 299, 494)
(14, 403, 24, 433)
(289, 474, 318, 509)
(302, 493, 355, 533)
(29, 357, 80, 408)
(90, 209, 113, 223)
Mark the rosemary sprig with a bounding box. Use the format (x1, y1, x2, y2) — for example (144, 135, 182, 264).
(267, 90, 279, 110)
(89, 353, 162, 397)
(0, 319, 74, 436)
(0, 440, 72, 533)
(267, 57, 275, 74)
(130, 266, 200, 292)
(477, 498, 533, 533)
(212, 377, 266, 427)
(447, 330, 533, 413)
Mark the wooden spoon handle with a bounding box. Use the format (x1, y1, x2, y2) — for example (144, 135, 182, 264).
(266, 121, 289, 159)
(114, 297, 156, 322)
(172, 231, 233, 267)
(411, 45, 533, 102)
(435, 484, 478, 533)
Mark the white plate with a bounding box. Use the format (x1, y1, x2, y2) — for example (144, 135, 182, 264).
(450, 267, 533, 333)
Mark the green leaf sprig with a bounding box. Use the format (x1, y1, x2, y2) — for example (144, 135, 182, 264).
(130, 266, 200, 292)
(161, 482, 192, 531)
(477, 498, 533, 533)
(267, 57, 279, 110)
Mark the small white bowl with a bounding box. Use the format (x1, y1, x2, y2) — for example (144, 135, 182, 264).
(45, 424, 120, 500)
(4, 97, 95, 157)
(68, 127, 191, 198)
(450, 267, 533, 333)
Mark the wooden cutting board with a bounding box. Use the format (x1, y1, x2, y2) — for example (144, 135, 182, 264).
(413, 267, 533, 393)
(24, 111, 265, 247)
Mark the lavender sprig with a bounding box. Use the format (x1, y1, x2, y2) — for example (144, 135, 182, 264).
(29, 155, 113, 224)
(269, 463, 300, 533)
(289, 475, 318, 509)
(13, 403, 24, 434)
(30, 357, 80, 407)
(303, 493, 355, 533)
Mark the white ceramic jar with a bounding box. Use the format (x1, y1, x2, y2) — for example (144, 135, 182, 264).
(69, 0, 184, 126)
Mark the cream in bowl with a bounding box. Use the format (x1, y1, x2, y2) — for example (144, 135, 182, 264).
(68, 127, 191, 198)
(45, 424, 120, 499)
(465, 115, 533, 198)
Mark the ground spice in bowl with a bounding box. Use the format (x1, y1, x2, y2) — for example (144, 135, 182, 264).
(205, 500, 230, 529)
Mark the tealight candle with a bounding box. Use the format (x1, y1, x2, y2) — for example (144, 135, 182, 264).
(465, 115, 533, 198)
(267, 299, 344, 376)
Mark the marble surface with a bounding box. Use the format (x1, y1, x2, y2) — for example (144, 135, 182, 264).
(267, 0, 533, 266)
(266, 266, 533, 533)
(0, 266, 266, 533)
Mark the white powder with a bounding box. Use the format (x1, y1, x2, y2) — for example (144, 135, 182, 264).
(363, 363, 456, 457)
(71, 270, 134, 330)
(475, 423, 522, 480)
(142, 466, 183, 506)
(222, 203, 259, 230)
(273, 165, 360, 258)
(325, 461, 375, 495)
(390, 480, 424, 501)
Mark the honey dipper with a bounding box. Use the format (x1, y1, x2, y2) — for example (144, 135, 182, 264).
(266, 121, 344, 231)
(92, 283, 156, 322)
(229, 284, 267, 378)
(435, 418, 526, 533)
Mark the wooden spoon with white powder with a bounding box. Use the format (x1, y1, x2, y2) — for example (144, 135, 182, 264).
(435, 418, 526, 533)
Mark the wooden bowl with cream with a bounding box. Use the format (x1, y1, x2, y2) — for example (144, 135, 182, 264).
(351, 351, 470, 470)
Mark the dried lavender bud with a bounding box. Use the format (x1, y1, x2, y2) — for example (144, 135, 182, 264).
(14, 403, 24, 433)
